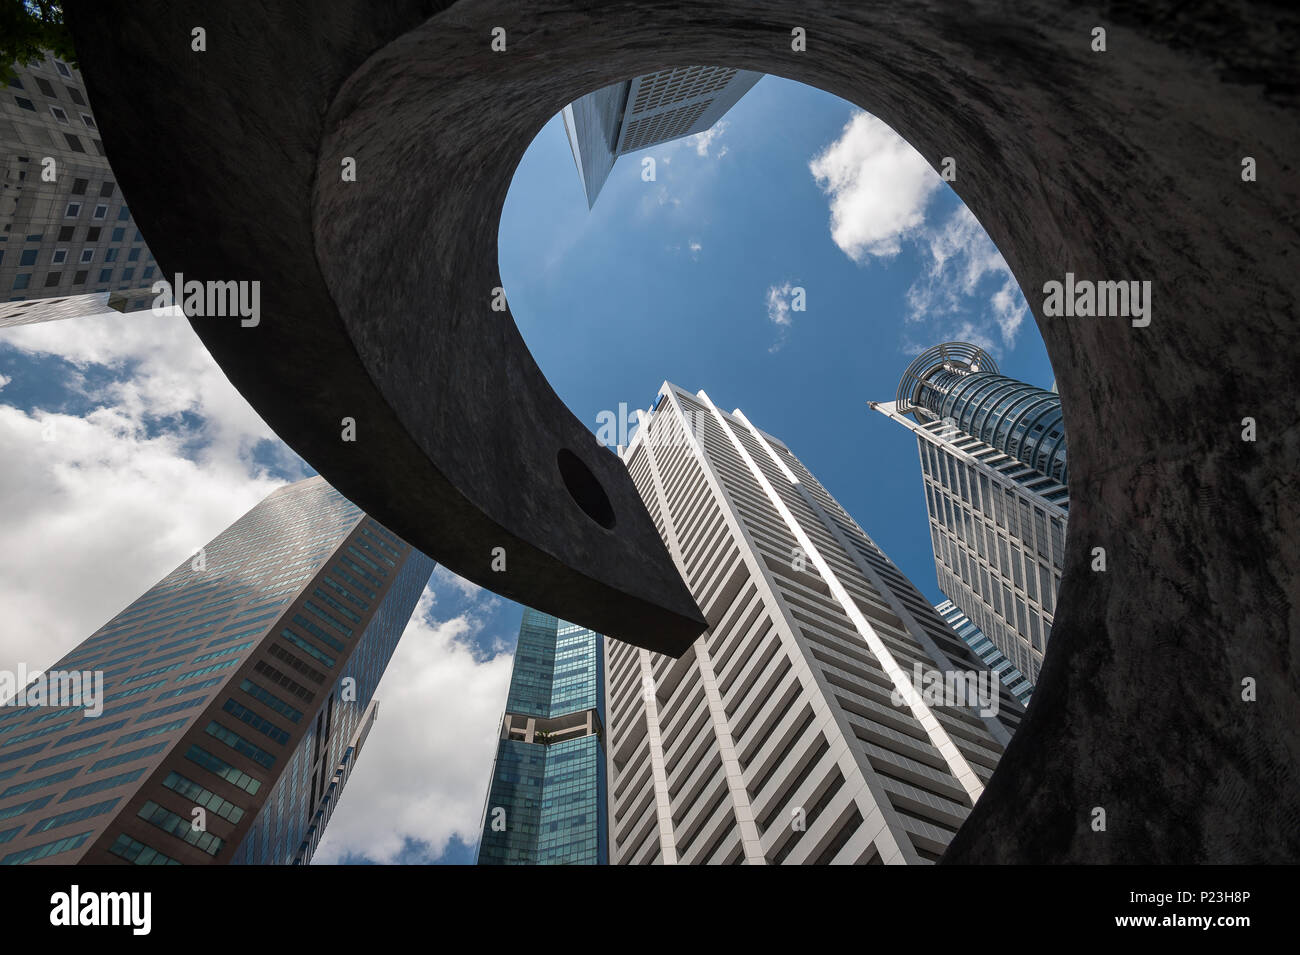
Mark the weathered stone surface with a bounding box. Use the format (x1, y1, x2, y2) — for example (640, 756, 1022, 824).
(67, 1, 1299, 861)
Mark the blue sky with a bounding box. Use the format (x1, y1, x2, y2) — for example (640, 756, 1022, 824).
(501, 75, 1051, 613)
(0, 74, 1048, 865)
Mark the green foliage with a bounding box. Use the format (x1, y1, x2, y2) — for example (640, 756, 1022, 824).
(1, 1, 76, 84)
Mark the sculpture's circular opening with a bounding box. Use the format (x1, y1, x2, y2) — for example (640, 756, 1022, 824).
(557, 448, 617, 529)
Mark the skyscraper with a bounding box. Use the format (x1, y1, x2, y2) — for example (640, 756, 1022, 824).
(0, 290, 134, 328)
(605, 382, 1023, 865)
(872, 341, 1069, 684)
(0, 476, 432, 865)
(934, 600, 1033, 708)
(476, 609, 607, 865)
(1, 51, 159, 324)
(562, 66, 762, 207)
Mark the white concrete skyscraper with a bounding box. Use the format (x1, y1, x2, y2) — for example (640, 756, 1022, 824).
(872, 342, 1069, 685)
(604, 382, 1023, 865)
(562, 66, 761, 207)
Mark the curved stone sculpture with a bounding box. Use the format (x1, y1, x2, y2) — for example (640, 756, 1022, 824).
(66, 1, 1299, 862)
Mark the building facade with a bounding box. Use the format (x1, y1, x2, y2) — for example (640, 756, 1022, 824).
(934, 600, 1033, 708)
(872, 341, 1069, 684)
(1, 51, 158, 324)
(605, 382, 1023, 865)
(562, 65, 761, 207)
(477, 609, 607, 865)
(0, 476, 433, 865)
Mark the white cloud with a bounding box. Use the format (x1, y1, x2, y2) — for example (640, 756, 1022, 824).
(809, 111, 942, 262)
(905, 205, 1029, 350)
(688, 120, 729, 158)
(0, 372, 10, 389)
(809, 110, 1028, 352)
(312, 588, 514, 864)
(0, 311, 300, 672)
(430, 564, 495, 607)
(689, 240, 702, 255)
(766, 281, 800, 353)
(766, 282, 795, 328)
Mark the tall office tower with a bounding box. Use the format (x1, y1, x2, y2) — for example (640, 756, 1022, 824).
(871, 342, 1069, 684)
(606, 382, 1023, 865)
(934, 600, 1033, 708)
(1, 51, 160, 322)
(0, 476, 433, 865)
(562, 65, 762, 207)
(477, 609, 607, 865)
(0, 290, 133, 327)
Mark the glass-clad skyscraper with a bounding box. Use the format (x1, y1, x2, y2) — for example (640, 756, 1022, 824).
(934, 600, 1033, 707)
(0, 476, 432, 864)
(562, 66, 762, 207)
(873, 342, 1069, 684)
(477, 609, 607, 865)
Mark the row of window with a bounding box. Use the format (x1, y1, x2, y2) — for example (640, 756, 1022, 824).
(10, 264, 154, 291)
(5, 101, 104, 154)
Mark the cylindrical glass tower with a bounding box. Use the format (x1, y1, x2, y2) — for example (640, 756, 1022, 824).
(896, 342, 1067, 484)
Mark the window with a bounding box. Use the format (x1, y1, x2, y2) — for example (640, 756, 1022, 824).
(67, 86, 85, 105)
(121, 267, 134, 281)
(18, 249, 37, 266)
(104, 248, 118, 262)
(100, 181, 115, 198)
(79, 249, 94, 263)
(108, 833, 178, 866)
(57, 225, 74, 241)
(51, 249, 67, 265)
(80, 114, 96, 129)
(71, 177, 88, 195)
(36, 77, 55, 97)
(92, 139, 105, 156)
(49, 105, 69, 123)
(86, 226, 101, 242)
(110, 227, 125, 242)
(127, 247, 141, 262)
(0, 830, 92, 866)
(12, 275, 30, 290)
(142, 265, 155, 280)
(64, 202, 80, 217)
(137, 800, 224, 856)
(44, 272, 61, 288)
(7, 76, 21, 89)
(54, 60, 72, 78)
(185, 745, 261, 795)
(117, 206, 131, 221)
(134, 230, 144, 243)
(73, 270, 87, 285)
(64, 133, 85, 153)
(98, 268, 112, 283)
(92, 204, 107, 219)
(14, 96, 35, 111)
